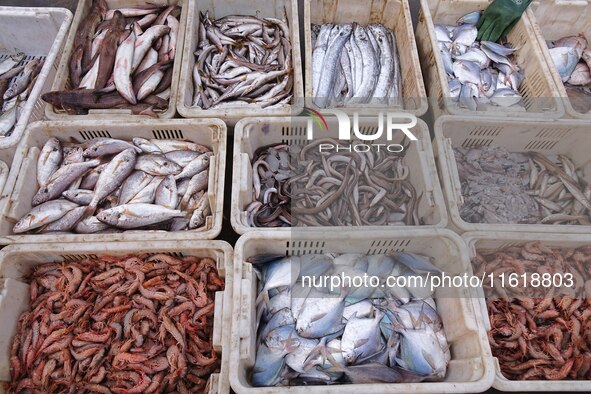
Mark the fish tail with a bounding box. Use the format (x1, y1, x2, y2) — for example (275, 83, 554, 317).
(254, 289, 269, 308)
(84, 204, 97, 218)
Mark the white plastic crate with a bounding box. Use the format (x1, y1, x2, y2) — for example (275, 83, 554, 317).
(230, 116, 447, 234)
(463, 231, 591, 392)
(0, 239, 233, 394)
(303, 0, 428, 116)
(0, 118, 226, 244)
(434, 115, 591, 234)
(44, 0, 187, 121)
(176, 0, 304, 126)
(529, 0, 591, 119)
(229, 229, 495, 393)
(414, 0, 564, 119)
(0, 6, 72, 152)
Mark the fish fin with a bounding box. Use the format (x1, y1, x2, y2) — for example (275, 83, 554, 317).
(281, 331, 300, 353)
(422, 350, 437, 371)
(353, 338, 369, 349)
(254, 289, 270, 308)
(84, 204, 97, 218)
(310, 312, 327, 323)
(302, 338, 326, 371)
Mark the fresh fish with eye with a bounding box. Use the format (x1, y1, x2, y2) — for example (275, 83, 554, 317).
(83, 138, 142, 157)
(32, 159, 100, 206)
(37, 138, 63, 188)
(134, 154, 182, 176)
(96, 203, 185, 228)
(0, 52, 24, 76)
(13, 200, 79, 233)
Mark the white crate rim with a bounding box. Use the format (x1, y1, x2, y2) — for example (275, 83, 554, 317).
(44, 0, 187, 121)
(175, 0, 304, 126)
(462, 231, 591, 392)
(230, 116, 449, 235)
(229, 228, 496, 394)
(0, 118, 226, 244)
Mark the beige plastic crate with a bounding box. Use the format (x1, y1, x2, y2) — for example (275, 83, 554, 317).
(176, 0, 304, 126)
(529, 0, 591, 119)
(44, 0, 187, 121)
(0, 7, 72, 152)
(0, 239, 233, 394)
(304, 0, 428, 117)
(230, 116, 447, 234)
(229, 229, 495, 393)
(463, 231, 591, 391)
(0, 118, 226, 244)
(415, 0, 564, 119)
(434, 115, 591, 234)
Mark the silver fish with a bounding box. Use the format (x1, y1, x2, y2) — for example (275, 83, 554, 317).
(96, 203, 185, 229)
(135, 154, 182, 176)
(127, 175, 162, 204)
(62, 189, 94, 205)
(83, 138, 142, 157)
(0, 52, 24, 76)
(114, 30, 137, 104)
(4, 59, 41, 100)
(132, 137, 162, 154)
(173, 153, 211, 180)
(341, 311, 385, 363)
(188, 192, 211, 229)
(13, 200, 78, 233)
(549, 47, 580, 82)
(37, 138, 63, 188)
(296, 289, 346, 339)
(0, 104, 18, 136)
(74, 215, 110, 234)
(43, 206, 87, 232)
(149, 139, 210, 154)
(155, 174, 178, 209)
(88, 148, 137, 212)
(315, 24, 352, 108)
(79, 162, 107, 190)
(164, 150, 201, 167)
(32, 159, 100, 206)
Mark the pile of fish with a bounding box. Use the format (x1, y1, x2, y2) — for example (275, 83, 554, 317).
(42, 0, 180, 116)
(247, 143, 292, 227)
(311, 23, 402, 108)
(473, 242, 591, 380)
(292, 139, 420, 226)
(192, 11, 293, 110)
(14, 137, 212, 234)
(0, 53, 44, 136)
(546, 34, 591, 113)
(8, 253, 224, 393)
(250, 253, 450, 386)
(435, 11, 525, 111)
(246, 139, 421, 227)
(455, 146, 591, 225)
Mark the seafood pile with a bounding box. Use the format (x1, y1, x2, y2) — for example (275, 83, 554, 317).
(251, 253, 450, 386)
(247, 139, 421, 227)
(473, 242, 591, 380)
(292, 139, 420, 226)
(192, 11, 293, 110)
(8, 253, 224, 393)
(546, 34, 591, 113)
(455, 146, 591, 225)
(0, 53, 44, 136)
(435, 12, 524, 111)
(247, 144, 292, 227)
(42, 0, 180, 116)
(14, 137, 212, 234)
(311, 23, 402, 108)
